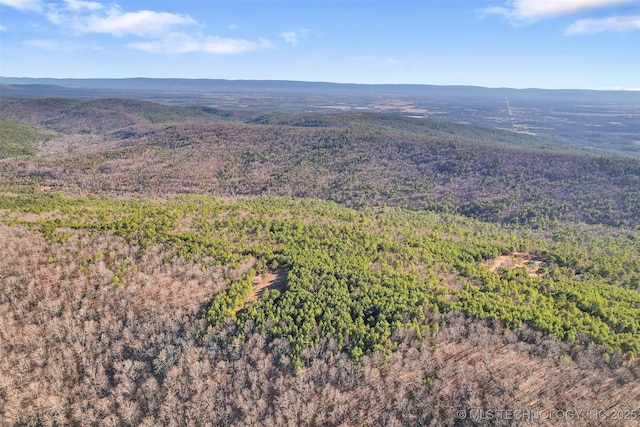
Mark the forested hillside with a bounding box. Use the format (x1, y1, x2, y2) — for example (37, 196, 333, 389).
(1, 192, 639, 425)
(0, 118, 54, 158)
(1, 99, 639, 228)
(1, 98, 639, 425)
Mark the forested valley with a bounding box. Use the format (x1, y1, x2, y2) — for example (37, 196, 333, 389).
(1, 97, 639, 425)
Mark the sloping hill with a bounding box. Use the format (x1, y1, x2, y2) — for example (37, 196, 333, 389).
(0, 98, 236, 135)
(251, 112, 564, 150)
(2, 118, 638, 227)
(0, 118, 55, 158)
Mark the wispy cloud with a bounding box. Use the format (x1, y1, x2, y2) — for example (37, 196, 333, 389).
(0, 24, 6, 31)
(10, 1, 272, 54)
(566, 15, 640, 34)
(79, 9, 195, 38)
(482, 0, 636, 22)
(385, 58, 407, 70)
(23, 38, 102, 51)
(127, 35, 271, 54)
(280, 31, 299, 45)
(23, 39, 61, 50)
(63, 0, 102, 12)
(279, 28, 311, 46)
(0, 0, 42, 12)
(46, 4, 196, 37)
(482, 0, 639, 34)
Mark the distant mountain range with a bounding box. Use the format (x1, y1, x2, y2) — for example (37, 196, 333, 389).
(2, 76, 638, 102)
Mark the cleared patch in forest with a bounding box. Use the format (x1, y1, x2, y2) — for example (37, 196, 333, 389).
(245, 267, 288, 304)
(486, 252, 546, 276)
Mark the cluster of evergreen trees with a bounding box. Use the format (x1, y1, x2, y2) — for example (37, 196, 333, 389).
(4, 191, 638, 366)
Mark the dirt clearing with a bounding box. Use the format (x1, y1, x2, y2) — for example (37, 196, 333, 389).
(245, 268, 288, 304)
(486, 252, 546, 276)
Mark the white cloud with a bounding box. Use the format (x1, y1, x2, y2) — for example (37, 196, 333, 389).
(0, 24, 6, 31)
(0, 0, 42, 12)
(10, 1, 273, 55)
(483, 0, 636, 23)
(84, 9, 195, 37)
(127, 34, 272, 54)
(25, 38, 81, 51)
(483, 0, 640, 35)
(63, 0, 103, 12)
(280, 31, 298, 45)
(279, 28, 312, 45)
(565, 15, 640, 34)
(47, 5, 196, 37)
(480, 6, 513, 21)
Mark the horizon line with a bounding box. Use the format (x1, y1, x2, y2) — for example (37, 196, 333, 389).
(2, 76, 639, 92)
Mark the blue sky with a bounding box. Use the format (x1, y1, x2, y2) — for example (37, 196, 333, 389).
(0, 0, 638, 89)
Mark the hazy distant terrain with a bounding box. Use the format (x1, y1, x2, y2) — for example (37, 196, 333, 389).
(2, 78, 639, 155)
(1, 81, 639, 425)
